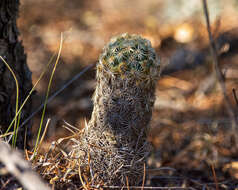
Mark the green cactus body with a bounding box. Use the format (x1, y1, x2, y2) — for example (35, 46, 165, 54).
(77, 33, 160, 186)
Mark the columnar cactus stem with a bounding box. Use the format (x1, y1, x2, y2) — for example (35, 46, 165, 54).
(77, 33, 160, 185)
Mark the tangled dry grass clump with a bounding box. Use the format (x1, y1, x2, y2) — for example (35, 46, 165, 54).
(35, 33, 160, 187)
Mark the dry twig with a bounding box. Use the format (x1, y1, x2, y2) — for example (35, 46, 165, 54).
(0, 139, 50, 190)
(202, 0, 238, 145)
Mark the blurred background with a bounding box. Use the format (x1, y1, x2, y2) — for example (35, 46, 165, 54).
(18, 0, 238, 187)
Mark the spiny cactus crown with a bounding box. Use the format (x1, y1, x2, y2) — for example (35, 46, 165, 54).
(99, 33, 160, 81)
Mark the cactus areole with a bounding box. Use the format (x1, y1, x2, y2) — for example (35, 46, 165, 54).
(77, 33, 160, 185)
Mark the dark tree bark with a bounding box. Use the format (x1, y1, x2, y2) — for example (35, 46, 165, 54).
(0, 0, 33, 149)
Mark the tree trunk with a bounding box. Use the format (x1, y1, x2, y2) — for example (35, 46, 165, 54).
(0, 0, 33, 149)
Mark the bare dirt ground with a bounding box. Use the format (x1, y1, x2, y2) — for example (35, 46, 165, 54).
(3, 0, 238, 189)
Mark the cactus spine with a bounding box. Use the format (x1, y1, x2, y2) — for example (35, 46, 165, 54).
(77, 33, 160, 185)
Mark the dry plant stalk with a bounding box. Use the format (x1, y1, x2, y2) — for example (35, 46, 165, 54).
(75, 33, 160, 186)
(0, 139, 50, 190)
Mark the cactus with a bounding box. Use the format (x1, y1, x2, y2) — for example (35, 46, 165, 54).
(76, 33, 160, 186)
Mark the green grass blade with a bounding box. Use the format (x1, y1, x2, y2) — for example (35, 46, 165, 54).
(5, 52, 57, 135)
(0, 56, 19, 148)
(33, 33, 64, 158)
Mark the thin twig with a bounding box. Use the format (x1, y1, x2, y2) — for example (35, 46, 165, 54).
(0, 139, 50, 190)
(202, 0, 238, 145)
(141, 163, 146, 190)
(232, 88, 238, 107)
(62, 119, 80, 132)
(211, 163, 219, 190)
(78, 158, 88, 190)
(37, 118, 51, 153)
(0, 177, 13, 190)
(20, 63, 95, 128)
(126, 176, 130, 190)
